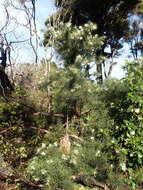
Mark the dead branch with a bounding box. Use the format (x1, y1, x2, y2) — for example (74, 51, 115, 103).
(81, 109, 91, 116)
(0, 129, 9, 134)
(0, 173, 43, 188)
(72, 175, 111, 190)
(31, 127, 50, 134)
(69, 134, 83, 141)
(9, 39, 30, 44)
(33, 112, 65, 118)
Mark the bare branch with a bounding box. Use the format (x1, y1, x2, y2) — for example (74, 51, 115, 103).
(9, 39, 30, 44)
(0, 5, 10, 33)
(1, 0, 39, 64)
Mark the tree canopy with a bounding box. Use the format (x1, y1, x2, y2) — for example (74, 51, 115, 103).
(49, 0, 140, 47)
(45, 0, 141, 82)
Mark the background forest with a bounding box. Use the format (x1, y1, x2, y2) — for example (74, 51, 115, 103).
(0, 0, 143, 190)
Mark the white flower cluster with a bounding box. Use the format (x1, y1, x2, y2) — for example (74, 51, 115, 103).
(95, 150, 101, 157)
(84, 23, 97, 30)
(70, 157, 77, 165)
(46, 21, 104, 71)
(130, 131, 135, 135)
(75, 55, 83, 63)
(48, 21, 102, 50)
(27, 141, 59, 182)
(134, 108, 140, 114)
(119, 162, 126, 172)
(37, 142, 58, 155)
(61, 154, 69, 160)
(73, 149, 79, 155)
(19, 146, 27, 158)
(90, 136, 94, 140)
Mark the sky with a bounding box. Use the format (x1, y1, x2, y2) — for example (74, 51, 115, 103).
(0, 0, 126, 79)
(36, 0, 57, 28)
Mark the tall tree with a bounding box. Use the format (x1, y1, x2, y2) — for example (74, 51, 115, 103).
(126, 0, 143, 59)
(46, 0, 141, 83)
(126, 18, 143, 59)
(44, 22, 103, 78)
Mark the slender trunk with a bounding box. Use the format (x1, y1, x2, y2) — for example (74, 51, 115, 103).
(44, 59, 51, 113)
(96, 47, 104, 84)
(47, 61, 51, 113)
(96, 62, 103, 84)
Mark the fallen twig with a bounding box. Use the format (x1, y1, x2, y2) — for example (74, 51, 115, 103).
(31, 127, 50, 134)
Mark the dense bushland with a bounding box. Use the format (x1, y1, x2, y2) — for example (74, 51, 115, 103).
(0, 59, 143, 190)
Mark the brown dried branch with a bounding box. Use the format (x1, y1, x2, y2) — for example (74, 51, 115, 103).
(72, 175, 111, 190)
(81, 109, 91, 116)
(0, 129, 9, 134)
(33, 112, 65, 118)
(69, 134, 83, 141)
(31, 127, 50, 134)
(0, 174, 43, 188)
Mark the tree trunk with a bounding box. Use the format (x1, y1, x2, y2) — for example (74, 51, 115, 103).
(97, 62, 103, 84)
(0, 70, 13, 96)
